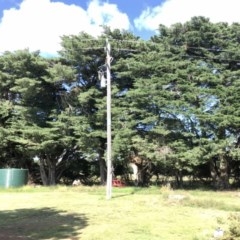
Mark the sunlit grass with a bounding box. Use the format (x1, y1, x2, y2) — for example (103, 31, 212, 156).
(0, 186, 239, 239)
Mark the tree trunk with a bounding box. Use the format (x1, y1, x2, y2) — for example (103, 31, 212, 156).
(39, 158, 56, 186)
(39, 158, 48, 186)
(98, 139, 107, 185)
(210, 155, 229, 189)
(129, 163, 138, 186)
(218, 154, 230, 189)
(48, 162, 56, 186)
(175, 170, 183, 188)
(99, 157, 106, 185)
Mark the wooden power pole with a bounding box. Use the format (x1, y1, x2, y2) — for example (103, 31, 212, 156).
(106, 38, 112, 200)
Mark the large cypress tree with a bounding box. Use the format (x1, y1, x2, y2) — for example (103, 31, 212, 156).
(0, 50, 78, 185)
(1, 18, 239, 189)
(59, 29, 141, 184)
(118, 17, 240, 188)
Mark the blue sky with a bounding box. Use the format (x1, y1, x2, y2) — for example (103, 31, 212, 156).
(0, 0, 240, 55)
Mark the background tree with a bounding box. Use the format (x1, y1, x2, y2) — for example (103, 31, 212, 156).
(59, 29, 140, 185)
(0, 50, 79, 185)
(110, 17, 240, 187)
(0, 18, 239, 189)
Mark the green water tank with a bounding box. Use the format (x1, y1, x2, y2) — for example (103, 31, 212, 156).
(0, 168, 28, 188)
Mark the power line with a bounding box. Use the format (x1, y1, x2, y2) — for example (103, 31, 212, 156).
(62, 36, 239, 51)
(182, 54, 240, 63)
(1, 36, 239, 63)
(61, 36, 240, 60)
(184, 45, 240, 55)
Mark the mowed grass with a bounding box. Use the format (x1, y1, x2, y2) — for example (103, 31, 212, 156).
(0, 186, 240, 240)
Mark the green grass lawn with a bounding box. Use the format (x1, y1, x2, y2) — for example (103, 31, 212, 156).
(0, 185, 239, 240)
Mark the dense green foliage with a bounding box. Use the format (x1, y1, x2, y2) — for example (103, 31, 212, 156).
(0, 17, 239, 187)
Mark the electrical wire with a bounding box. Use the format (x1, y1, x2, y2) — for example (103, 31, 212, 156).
(1, 37, 240, 63)
(182, 54, 240, 63)
(60, 36, 240, 61)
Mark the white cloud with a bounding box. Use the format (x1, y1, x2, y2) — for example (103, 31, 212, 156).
(0, 0, 130, 54)
(134, 0, 240, 31)
(87, 0, 130, 31)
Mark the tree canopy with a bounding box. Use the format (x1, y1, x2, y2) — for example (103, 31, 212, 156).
(0, 17, 239, 188)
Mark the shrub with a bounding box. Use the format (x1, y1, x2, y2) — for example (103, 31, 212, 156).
(222, 213, 240, 240)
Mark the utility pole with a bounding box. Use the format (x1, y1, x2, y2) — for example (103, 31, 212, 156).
(106, 38, 112, 200)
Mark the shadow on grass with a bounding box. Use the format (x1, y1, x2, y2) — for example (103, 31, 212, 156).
(112, 186, 148, 199)
(0, 207, 88, 240)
